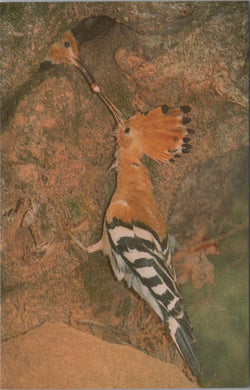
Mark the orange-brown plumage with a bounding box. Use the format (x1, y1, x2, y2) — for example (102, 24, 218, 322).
(43, 30, 124, 124)
(118, 107, 188, 163)
(45, 31, 79, 65)
(106, 158, 166, 240)
(104, 105, 191, 241)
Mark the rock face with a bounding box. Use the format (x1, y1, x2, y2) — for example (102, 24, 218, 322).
(1, 322, 198, 389)
(1, 2, 248, 388)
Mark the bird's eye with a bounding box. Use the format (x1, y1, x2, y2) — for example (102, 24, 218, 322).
(64, 41, 70, 48)
(124, 127, 130, 134)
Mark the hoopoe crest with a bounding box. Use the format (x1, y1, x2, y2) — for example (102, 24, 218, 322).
(117, 105, 193, 163)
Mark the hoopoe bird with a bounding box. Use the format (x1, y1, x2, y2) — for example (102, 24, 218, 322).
(42, 16, 130, 126)
(86, 104, 201, 378)
(43, 24, 201, 377)
(43, 27, 122, 125)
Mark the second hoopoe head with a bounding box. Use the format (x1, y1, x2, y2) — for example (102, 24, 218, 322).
(43, 25, 123, 126)
(44, 30, 101, 96)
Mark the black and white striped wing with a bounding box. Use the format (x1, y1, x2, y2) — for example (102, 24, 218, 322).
(106, 217, 201, 377)
(106, 218, 183, 321)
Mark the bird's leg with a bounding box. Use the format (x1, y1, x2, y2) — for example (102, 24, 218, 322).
(69, 231, 103, 254)
(86, 239, 103, 253)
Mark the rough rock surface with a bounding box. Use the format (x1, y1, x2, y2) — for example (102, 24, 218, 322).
(1, 2, 248, 388)
(1, 322, 198, 389)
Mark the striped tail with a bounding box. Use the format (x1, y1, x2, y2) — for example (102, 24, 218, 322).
(166, 314, 201, 377)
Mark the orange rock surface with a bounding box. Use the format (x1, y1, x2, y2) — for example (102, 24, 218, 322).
(1, 322, 198, 389)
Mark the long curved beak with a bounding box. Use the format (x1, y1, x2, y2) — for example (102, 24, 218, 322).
(74, 56, 100, 93)
(73, 55, 124, 127)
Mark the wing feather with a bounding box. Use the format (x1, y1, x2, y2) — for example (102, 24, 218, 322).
(106, 218, 200, 377)
(107, 219, 181, 316)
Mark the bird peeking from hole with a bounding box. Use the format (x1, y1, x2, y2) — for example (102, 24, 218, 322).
(42, 16, 200, 379)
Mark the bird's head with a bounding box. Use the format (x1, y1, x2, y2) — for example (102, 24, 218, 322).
(44, 31, 79, 66)
(117, 106, 191, 163)
(43, 31, 100, 95)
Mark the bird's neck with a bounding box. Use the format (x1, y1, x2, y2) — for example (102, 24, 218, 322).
(107, 150, 166, 240)
(116, 156, 153, 197)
